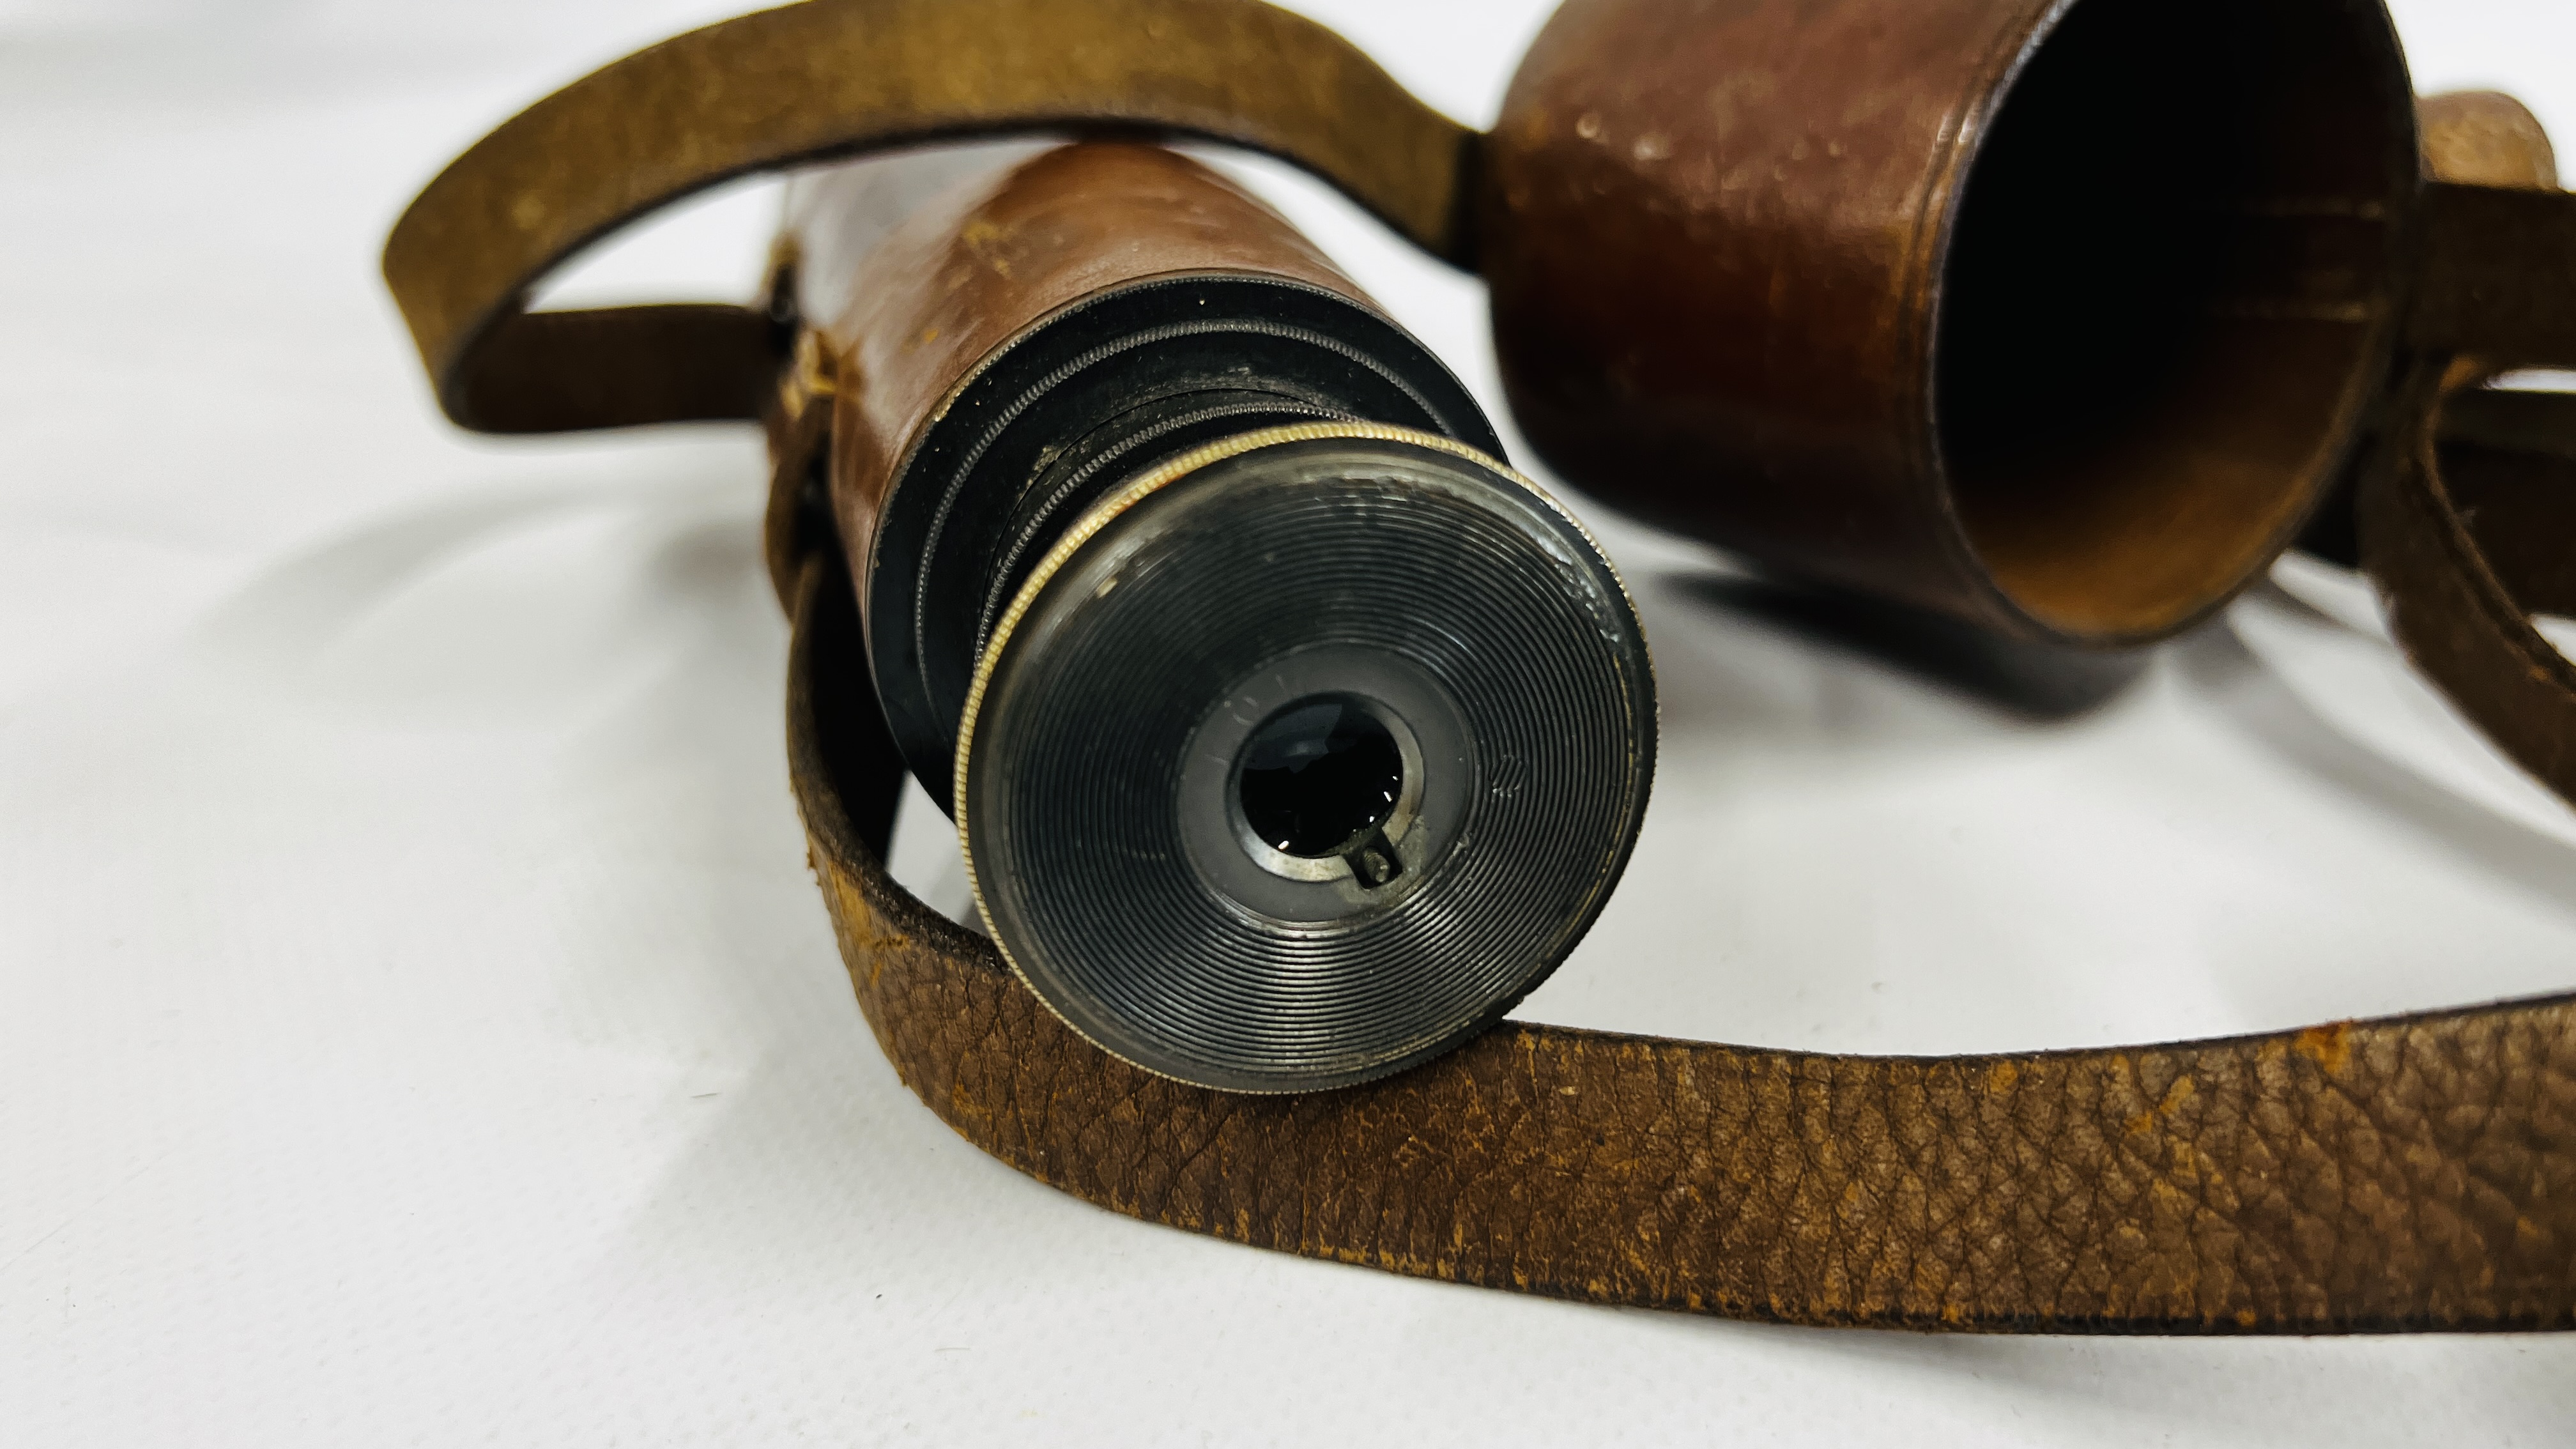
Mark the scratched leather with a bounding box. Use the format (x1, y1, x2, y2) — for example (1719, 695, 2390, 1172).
(778, 561, 2576, 1333)
(788, 142, 1375, 594)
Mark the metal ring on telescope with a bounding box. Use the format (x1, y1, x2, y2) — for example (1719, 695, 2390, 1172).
(954, 424, 1657, 1092)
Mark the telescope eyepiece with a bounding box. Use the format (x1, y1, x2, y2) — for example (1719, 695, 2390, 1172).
(957, 427, 1655, 1093)
(792, 146, 1657, 1093)
(1234, 693, 1411, 883)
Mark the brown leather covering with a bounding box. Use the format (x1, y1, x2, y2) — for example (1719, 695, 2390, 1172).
(2413, 183, 2576, 369)
(448, 305, 780, 433)
(2366, 385, 2576, 806)
(2419, 91, 2563, 193)
(2357, 178, 2576, 807)
(379, 0, 1471, 433)
(2437, 444, 2576, 623)
(2419, 93, 2560, 398)
(786, 143, 1368, 595)
(1478, 0, 2417, 647)
(784, 551, 2576, 1333)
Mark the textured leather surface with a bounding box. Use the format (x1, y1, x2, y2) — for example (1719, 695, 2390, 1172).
(784, 557, 2576, 1333)
(2413, 183, 2576, 369)
(2365, 181, 2576, 807)
(1478, 0, 2418, 648)
(2418, 90, 2562, 193)
(787, 142, 1369, 585)
(379, 0, 1472, 433)
(2365, 377, 2576, 806)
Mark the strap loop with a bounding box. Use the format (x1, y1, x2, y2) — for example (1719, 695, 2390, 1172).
(2361, 176, 2576, 804)
(2363, 363, 2576, 801)
(381, 0, 1475, 433)
(2410, 183, 2576, 366)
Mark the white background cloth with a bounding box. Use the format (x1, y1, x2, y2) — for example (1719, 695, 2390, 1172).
(6, 1, 2576, 1443)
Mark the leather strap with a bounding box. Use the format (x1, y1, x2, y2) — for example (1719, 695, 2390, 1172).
(2368, 183, 2576, 802)
(2442, 388, 2576, 465)
(379, 0, 1473, 433)
(2365, 410, 2576, 797)
(783, 553, 2576, 1332)
(2411, 183, 2576, 369)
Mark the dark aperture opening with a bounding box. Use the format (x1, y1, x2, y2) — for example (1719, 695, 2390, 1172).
(1235, 696, 1406, 859)
(1935, 0, 2412, 640)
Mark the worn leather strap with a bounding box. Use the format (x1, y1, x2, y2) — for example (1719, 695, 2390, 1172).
(2412, 183, 2576, 369)
(2369, 182, 2576, 802)
(782, 553, 2576, 1332)
(380, 0, 1473, 432)
(2366, 409, 2576, 799)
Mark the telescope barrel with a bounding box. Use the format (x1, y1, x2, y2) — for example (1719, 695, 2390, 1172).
(779, 143, 1658, 1091)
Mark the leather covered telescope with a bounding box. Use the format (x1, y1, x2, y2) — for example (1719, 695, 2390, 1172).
(382, 0, 2576, 1333)
(769, 142, 1655, 1090)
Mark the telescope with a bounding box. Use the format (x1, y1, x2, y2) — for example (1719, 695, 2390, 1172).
(767, 141, 1654, 1091)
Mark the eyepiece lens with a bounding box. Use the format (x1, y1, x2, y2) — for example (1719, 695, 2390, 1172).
(1234, 697, 1405, 857)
